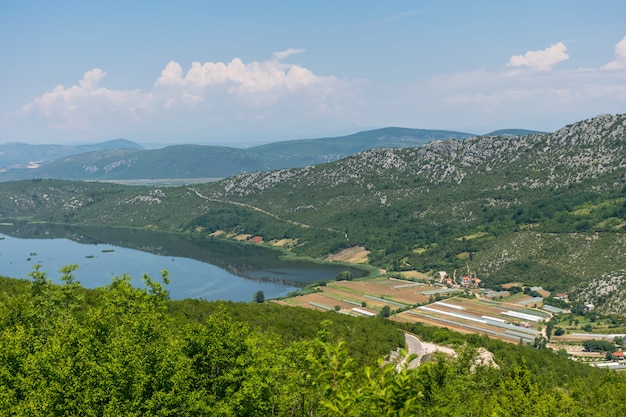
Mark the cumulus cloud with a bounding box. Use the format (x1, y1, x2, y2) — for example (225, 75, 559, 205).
(17, 68, 146, 129)
(8, 51, 350, 139)
(10, 39, 623, 144)
(155, 49, 336, 95)
(603, 36, 626, 70)
(506, 42, 569, 71)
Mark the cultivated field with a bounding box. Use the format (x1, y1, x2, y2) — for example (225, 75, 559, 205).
(276, 277, 453, 316)
(276, 276, 626, 366)
(275, 276, 553, 344)
(394, 297, 549, 344)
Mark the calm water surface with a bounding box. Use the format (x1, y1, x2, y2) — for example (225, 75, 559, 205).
(0, 225, 367, 301)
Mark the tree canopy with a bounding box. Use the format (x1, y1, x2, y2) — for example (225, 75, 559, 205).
(0, 267, 625, 416)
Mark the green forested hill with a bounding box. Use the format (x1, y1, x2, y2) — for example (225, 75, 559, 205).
(250, 127, 474, 166)
(1, 114, 626, 312)
(190, 113, 626, 312)
(0, 272, 624, 416)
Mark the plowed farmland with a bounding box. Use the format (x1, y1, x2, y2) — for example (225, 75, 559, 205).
(276, 277, 459, 316)
(275, 276, 553, 344)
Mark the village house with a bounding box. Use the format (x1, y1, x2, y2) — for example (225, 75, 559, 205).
(461, 275, 481, 288)
(554, 293, 569, 301)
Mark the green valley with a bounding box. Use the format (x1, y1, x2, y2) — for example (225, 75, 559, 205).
(2, 113, 625, 313)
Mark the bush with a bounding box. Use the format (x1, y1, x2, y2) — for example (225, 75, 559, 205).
(582, 339, 615, 353)
(336, 271, 353, 281)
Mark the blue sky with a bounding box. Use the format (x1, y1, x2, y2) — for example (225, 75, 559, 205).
(1, 1, 625, 145)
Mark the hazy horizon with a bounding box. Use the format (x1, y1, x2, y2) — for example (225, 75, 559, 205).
(2, 1, 625, 145)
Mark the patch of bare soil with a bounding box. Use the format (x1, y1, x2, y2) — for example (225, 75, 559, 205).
(271, 238, 298, 247)
(325, 246, 370, 263)
(398, 270, 431, 280)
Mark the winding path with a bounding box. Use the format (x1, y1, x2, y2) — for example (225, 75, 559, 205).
(187, 187, 342, 234)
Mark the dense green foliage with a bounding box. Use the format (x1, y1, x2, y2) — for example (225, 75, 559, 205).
(0, 268, 403, 415)
(318, 344, 626, 417)
(582, 339, 616, 353)
(2, 270, 626, 416)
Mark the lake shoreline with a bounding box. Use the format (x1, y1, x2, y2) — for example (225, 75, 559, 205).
(0, 222, 374, 302)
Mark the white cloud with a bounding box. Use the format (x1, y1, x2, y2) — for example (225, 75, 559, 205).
(8, 51, 351, 139)
(438, 66, 626, 106)
(418, 61, 626, 132)
(7, 39, 625, 144)
(16, 68, 146, 129)
(603, 36, 626, 70)
(155, 49, 337, 95)
(506, 42, 569, 71)
(271, 48, 306, 61)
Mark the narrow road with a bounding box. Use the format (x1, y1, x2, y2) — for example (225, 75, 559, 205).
(400, 333, 457, 370)
(187, 187, 341, 234)
(404, 333, 422, 369)
(188, 187, 310, 227)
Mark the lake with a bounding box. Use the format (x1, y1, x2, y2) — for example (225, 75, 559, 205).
(0, 224, 368, 301)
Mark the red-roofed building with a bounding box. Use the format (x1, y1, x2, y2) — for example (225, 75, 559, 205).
(461, 275, 481, 288)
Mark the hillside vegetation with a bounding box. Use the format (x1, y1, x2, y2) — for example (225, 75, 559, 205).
(1, 114, 625, 312)
(191, 113, 626, 312)
(0, 271, 624, 416)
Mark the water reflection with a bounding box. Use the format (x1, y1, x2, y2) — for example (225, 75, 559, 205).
(0, 223, 369, 301)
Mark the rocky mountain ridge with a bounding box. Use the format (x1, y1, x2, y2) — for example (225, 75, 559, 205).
(213, 114, 626, 197)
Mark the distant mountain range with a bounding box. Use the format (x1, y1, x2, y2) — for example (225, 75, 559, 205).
(0, 127, 543, 182)
(483, 129, 544, 137)
(0, 139, 143, 170)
